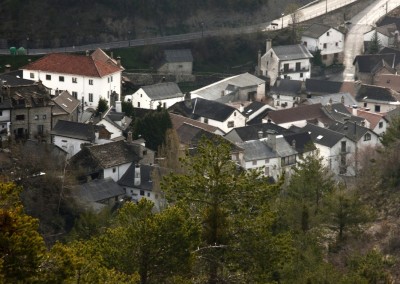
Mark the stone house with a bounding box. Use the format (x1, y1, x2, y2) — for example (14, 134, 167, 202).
(157, 49, 193, 76)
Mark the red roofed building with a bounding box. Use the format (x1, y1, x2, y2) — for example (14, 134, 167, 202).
(21, 48, 123, 109)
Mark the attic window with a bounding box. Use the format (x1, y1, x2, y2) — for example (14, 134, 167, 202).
(387, 79, 391, 83)
(46, 74, 51, 80)
(327, 32, 330, 36)
(364, 133, 371, 141)
(316, 135, 323, 140)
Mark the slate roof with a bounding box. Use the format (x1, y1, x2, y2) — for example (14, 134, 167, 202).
(21, 52, 122, 78)
(283, 131, 316, 153)
(300, 123, 346, 147)
(9, 84, 53, 109)
(272, 44, 313, 61)
(266, 103, 324, 124)
(51, 120, 96, 141)
(170, 113, 221, 133)
(0, 72, 35, 86)
(169, 98, 237, 122)
(384, 107, 400, 123)
(379, 47, 400, 67)
(375, 23, 397, 37)
(328, 121, 370, 142)
(305, 79, 357, 96)
(191, 72, 265, 101)
(246, 108, 275, 125)
(322, 103, 364, 125)
(118, 164, 168, 191)
(306, 92, 358, 106)
(225, 123, 291, 142)
(302, 24, 337, 38)
(346, 107, 387, 130)
(242, 101, 268, 118)
(356, 84, 399, 102)
(238, 140, 278, 161)
(52, 91, 80, 114)
(164, 49, 193, 63)
(270, 79, 302, 96)
(73, 177, 125, 203)
(377, 15, 400, 31)
(141, 82, 183, 100)
(353, 54, 395, 73)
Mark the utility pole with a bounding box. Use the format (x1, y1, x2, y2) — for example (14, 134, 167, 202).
(326, 0, 328, 14)
(281, 13, 284, 29)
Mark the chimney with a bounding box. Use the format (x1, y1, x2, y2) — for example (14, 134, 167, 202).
(265, 129, 276, 150)
(85, 50, 90, 56)
(291, 139, 296, 149)
(110, 51, 114, 59)
(239, 103, 244, 113)
(4, 64, 11, 73)
(266, 38, 272, 52)
(184, 92, 192, 108)
(116, 56, 121, 67)
(127, 131, 133, 143)
(257, 49, 261, 75)
(134, 164, 141, 186)
(258, 130, 263, 139)
(352, 104, 358, 116)
(115, 100, 122, 113)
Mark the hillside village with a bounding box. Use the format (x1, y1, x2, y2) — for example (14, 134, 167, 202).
(3, 2, 400, 283)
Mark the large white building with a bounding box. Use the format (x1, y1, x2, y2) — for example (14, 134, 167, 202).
(21, 49, 123, 109)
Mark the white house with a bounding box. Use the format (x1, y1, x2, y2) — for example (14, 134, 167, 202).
(21, 49, 123, 109)
(258, 40, 313, 86)
(301, 23, 344, 65)
(363, 24, 398, 49)
(269, 79, 303, 109)
(355, 84, 400, 113)
(125, 82, 184, 109)
(169, 97, 247, 134)
(348, 107, 388, 136)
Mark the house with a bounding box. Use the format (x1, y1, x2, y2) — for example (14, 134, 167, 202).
(363, 24, 398, 49)
(347, 107, 388, 136)
(157, 49, 193, 75)
(170, 113, 224, 135)
(242, 101, 275, 125)
(269, 79, 303, 109)
(352, 53, 396, 84)
(168, 96, 247, 133)
(69, 139, 154, 182)
(224, 122, 291, 143)
(190, 72, 266, 102)
(305, 79, 357, 97)
(9, 83, 54, 143)
(305, 92, 358, 107)
(263, 103, 326, 128)
(52, 90, 80, 126)
(258, 39, 313, 86)
(301, 23, 344, 65)
(95, 103, 132, 140)
(125, 82, 184, 109)
(72, 178, 125, 212)
(297, 123, 356, 176)
(21, 48, 123, 109)
(118, 163, 168, 209)
(355, 84, 400, 113)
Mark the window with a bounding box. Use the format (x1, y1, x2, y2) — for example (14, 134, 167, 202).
(284, 63, 289, 72)
(59, 76, 64, 82)
(16, 114, 25, 121)
(364, 102, 368, 108)
(107, 77, 110, 83)
(341, 141, 346, 153)
(379, 121, 383, 128)
(163, 102, 166, 108)
(304, 41, 307, 46)
(42, 114, 46, 120)
(335, 42, 339, 47)
(327, 32, 330, 36)
(30, 73, 34, 79)
(61, 139, 67, 143)
(34, 115, 39, 120)
(265, 158, 270, 163)
(334, 53, 339, 59)
(37, 125, 44, 135)
(138, 102, 140, 107)
(46, 74, 51, 80)
(89, 79, 93, 85)
(147, 192, 150, 197)
(113, 168, 116, 173)
(72, 77, 77, 83)
(265, 167, 270, 176)
(374, 105, 380, 112)
(322, 55, 328, 60)
(72, 91, 78, 98)
(89, 93, 93, 102)
(0, 111, 2, 116)
(323, 43, 327, 49)
(234, 112, 236, 116)
(140, 190, 145, 196)
(364, 133, 371, 141)
(300, 72, 303, 78)
(227, 121, 234, 128)
(252, 160, 257, 166)
(281, 155, 296, 166)
(204, 118, 208, 124)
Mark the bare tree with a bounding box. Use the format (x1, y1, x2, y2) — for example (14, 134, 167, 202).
(285, 3, 303, 44)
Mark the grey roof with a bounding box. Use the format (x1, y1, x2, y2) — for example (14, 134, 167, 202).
(322, 103, 364, 125)
(300, 123, 346, 147)
(302, 24, 337, 39)
(273, 44, 313, 61)
(103, 111, 132, 131)
(379, 47, 400, 67)
(169, 97, 237, 122)
(306, 93, 358, 106)
(0, 72, 35, 87)
(192, 72, 265, 101)
(164, 49, 193, 63)
(283, 131, 316, 153)
(270, 79, 302, 96)
(328, 121, 370, 142)
(242, 101, 269, 118)
(377, 15, 400, 31)
(238, 140, 278, 161)
(52, 91, 80, 114)
(356, 84, 399, 102)
(73, 177, 125, 203)
(119, 164, 168, 191)
(224, 123, 291, 142)
(274, 135, 298, 157)
(141, 82, 183, 100)
(353, 54, 395, 73)
(51, 120, 96, 141)
(384, 107, 400, 123)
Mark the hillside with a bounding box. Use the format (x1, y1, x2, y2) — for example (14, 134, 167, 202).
(0, 0, 312, 48)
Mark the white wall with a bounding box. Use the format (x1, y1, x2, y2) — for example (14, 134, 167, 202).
(303, 28, 344, 55)
(358, 101, 400, 113)
(96, 119, 123, 139)
(53, 135, 88, 159)
(203, 110, 246, 133)
(272, 94, 300, 109)
(104, 162, 131, 182)
(129, 88, 184, 109)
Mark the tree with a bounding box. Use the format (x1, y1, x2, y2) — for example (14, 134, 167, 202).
(163, 137, 288, 283)
(366, 30, 382, 54)
(285, 3, 303, 44)
(0, 182, 46, 282)
(96, 97, 109, 116)
(380, 115, 400, 148)
(122, 100, 135, 117)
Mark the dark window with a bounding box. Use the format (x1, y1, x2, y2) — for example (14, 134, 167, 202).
(323, 43, 327, 49)
(252, 160, 257, 166)
(37, 125, 44, 135)
(59, 76, 64, 82)
(327, 32, 330, 36)
(72, 77, 77, 83)
(72, 91, 78, 98)
(334, 53, 339, 59)
(296, 62, 301, 71)
(341, 141, 346, 152)
(364, 133, 371, 141)
(16, 115, 25, 121)
(364, 102, 368, 108)
(227, 121, 234, 128)
(89, 79, 93, 85)
(379, 121, 383, 128)
(300, 73, 303, 78)
(322, 55, 328, 60)
(304, 41, 307, 46)
(30, 73, 34, 79)
(374, 105, 381, 112)
(89, 93, 93, 102)
(204, 118, 208, 124)
(113, 168, 116, 173)
(138, 102, 140, 107)
(0, 110, 2, 116)
(46, 74, 51, 80)
(335, 42, 339, 47)
(140, 190, 145, 196)
(284, 63, 289, 72)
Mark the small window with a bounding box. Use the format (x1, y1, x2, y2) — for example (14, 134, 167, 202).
(72, 77, 77, 83)
(322, 55, 328, 60)
(374, 105, 381, 112)
(113, 168, 116, 173)
(61, 139, 67, 143)
(140, 190, 145, 196)
(334, 53, 339, 59)
(327, 32, 330, 36)
(234, 112, 236, 116)
(300, 73, 303, 78)
(147, 192, 150, 197)
(59, 76, 64, 82)
(138, 102, 140, 108)
(364, 102, 368, 108)
(304, 41, 307, 46)
(252, 160, 257, 166)
(72, 91, 78, 98)
(16, 114, 25, 121)
(204, 118, 208, 124)
(30, 73, 34, 79)
(227, 121, 234, 128)
(379, 121, 383, 128)
(43, 114, 46, 120)
(265, 159, 270, 163)
(46, 74, 51, 80)
(89, 79, 93, 85)
(34, 115, 39, 120)
(323, 43, 327, 49)
(110, 76, 113, 82)
(364, 133, 371, 141)
(335, 42, 338, 47)
(265, 167, 270, 176)
(89, 93, 93, 102)
(0, 110, 2, 116)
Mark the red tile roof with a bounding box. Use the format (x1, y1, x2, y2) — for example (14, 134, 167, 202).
(21, 53, 122, 78)
(346, 107, 386, 130)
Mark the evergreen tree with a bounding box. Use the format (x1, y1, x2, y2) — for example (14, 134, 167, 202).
(96, 97, 109, 116)
(367, 30, 382, 54)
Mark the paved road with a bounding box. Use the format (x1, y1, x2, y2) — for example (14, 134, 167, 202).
(0, 0, 362, 55)
(330, 0, 400, 82)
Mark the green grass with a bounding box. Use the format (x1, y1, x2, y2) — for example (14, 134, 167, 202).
(0, 55, 43, 73)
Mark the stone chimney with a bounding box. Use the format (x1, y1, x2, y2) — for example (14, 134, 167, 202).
(115, 100, 122, 113)
(184, 92, 192, 108)
(116, 56, 121, 67)
(258, 130, 263, 139)
(134, 164, 141, 186)
(266, 38, 272, 53)
(352, 105, 358, 116)
(265, 129, 276, 150)
(239, 103, 244, 113)
(291, 139, 296, 149)
(4, 64, 11, 73)
(85, 50, 90, 56)
(127, 131, 133, 143)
